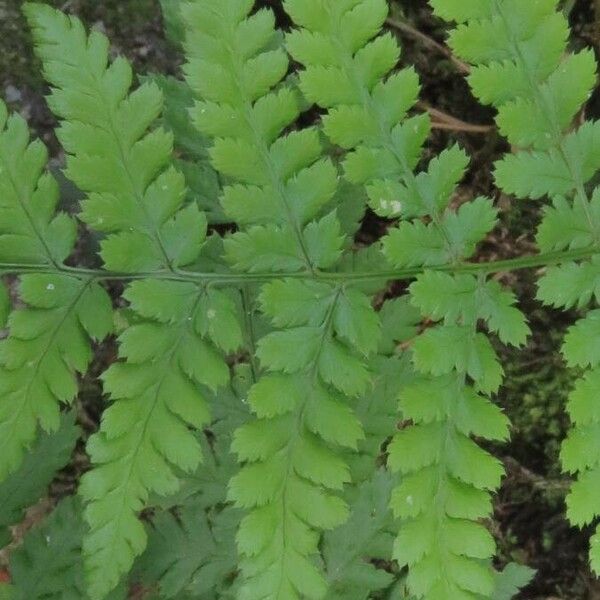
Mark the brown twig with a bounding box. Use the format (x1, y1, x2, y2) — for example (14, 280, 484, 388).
(418, 101, 494, 134)
(386, 17, 471, 75)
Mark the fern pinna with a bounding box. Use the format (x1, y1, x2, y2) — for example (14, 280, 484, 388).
(0, 0, 596, 598)
(430, 0, 600, 580)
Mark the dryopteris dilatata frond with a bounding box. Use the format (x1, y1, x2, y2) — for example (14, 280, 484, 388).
(25, 4, 242, 597)
(0, 0, 587, 597)
(284, 0, 498, 270)
(181, 1, 384, 597)
(429, 0, 600, 576)
(0, 99, 113, 481)
(285, 1, 529, 597)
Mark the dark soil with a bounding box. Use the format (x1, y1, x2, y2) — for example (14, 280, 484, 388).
(2, 0, 600, 598)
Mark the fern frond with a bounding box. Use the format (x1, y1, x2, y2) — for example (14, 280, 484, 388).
(23, 5, 243, 595)
(134, 379, 249, 598)
(135, 505, 228, 599)
(284, 4, 519, 597)
(182, 0, 344, 272)
(137, 502, 240, 599)
(0, 100, 76, 266)
(285, 0, 497, 269)
(431, 0, 600, 576)
(433, 0, 599, 204)
(181, 2, 384, 597)
(25, 2, 206, 273)
(0, 273, 112, 480)
(0, 100, 107, 480)
(79, 280, 241, 598)
(384, 271, 526, 599)
(227, 281, 379, 599)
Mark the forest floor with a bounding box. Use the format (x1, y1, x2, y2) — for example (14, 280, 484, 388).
(1, 0, 600, 598)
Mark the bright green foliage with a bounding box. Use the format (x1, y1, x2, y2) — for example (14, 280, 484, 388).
(286, 2, 520, 597)
(561, 312, 600, 572)
(0, 100, 76, 265)
(0, 98, 110, 482)
(431, 0, 600, 577)
(385, 271, 522, 599)
(3, 0, 593, 596)
(23, 4, 243, 596)
(0, 412, 78, 547)
(79, 280, 240, 598)
(432, 0, 600, 235)
(285, 0, 497, 269)
(135, 380, 249, 599)
(388, 373, 508, 598)
(228, 282, 378, 599)
(183, 0, 344, 271)
(410, 271, 529, 347)
(25, 2, 207, 273)
(0, 273, 112, 481)
(182, 2, 383, 597)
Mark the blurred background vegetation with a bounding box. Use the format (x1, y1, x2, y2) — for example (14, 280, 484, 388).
(2, 0, 600, 597)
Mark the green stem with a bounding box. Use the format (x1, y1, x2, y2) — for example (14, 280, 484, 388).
(4, 245, 598, 285)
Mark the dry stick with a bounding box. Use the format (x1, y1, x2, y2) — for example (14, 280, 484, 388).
(420, 101, 494, 134)
(386, 16, 471, 74)
(386, 18, 493, 134)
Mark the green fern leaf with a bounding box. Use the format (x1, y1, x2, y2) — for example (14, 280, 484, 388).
(286, 0, 495, 270)
(386, 273, 518, 598)
(432, 0, 600, 578)
(135, 376, 251, 599)
(537, 259, 600, 309)
(0, 90, 112, 486)
(0, 101, 76, 265)
(0, 275, 112, 480)
(410, 271, 529, 346)
(180, 2, 384, 596)
(25, 2, 205, 273)
(536, 194, 600, 252)
(79, 279, 237, 598)
(135, 505, 230, 599)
